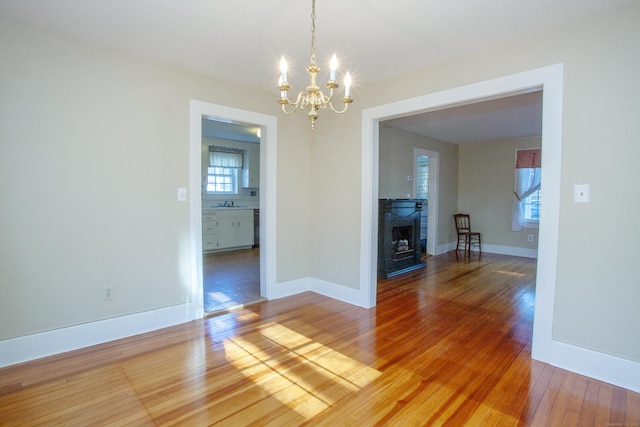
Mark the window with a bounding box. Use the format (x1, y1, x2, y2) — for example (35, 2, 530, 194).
(512, 148, 541, 231)
(206, 145, 244, 195)
(416, 158, 429, 200)
(523, 189, 541, 222)
(206, 167, 239, 194)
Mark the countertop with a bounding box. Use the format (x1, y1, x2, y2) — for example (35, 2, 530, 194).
(203, 206, 258, 212)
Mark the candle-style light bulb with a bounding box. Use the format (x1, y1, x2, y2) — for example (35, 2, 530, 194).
(344, 72, 352, 97)
(279, 57, 288, 85)
(329, 54, 338, 81)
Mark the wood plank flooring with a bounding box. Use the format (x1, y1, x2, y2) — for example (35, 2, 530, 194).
(1, 252, 638, 426)
(203, 248, 262, 313)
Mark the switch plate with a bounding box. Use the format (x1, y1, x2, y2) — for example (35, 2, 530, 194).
(574, 184, 590, 203)
(177, 187, 187, 202)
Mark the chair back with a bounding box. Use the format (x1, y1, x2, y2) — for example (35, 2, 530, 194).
(453, 214, 471, 233)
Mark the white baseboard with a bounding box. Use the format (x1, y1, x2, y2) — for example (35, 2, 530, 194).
(482, 243, 538, 258)
(269, 277, 362, 307)
(268, 277, 312, 300)
(1, 277, 359, 369)
(437, 242, 538, 258)
(435, 242, 455, 255)
(310, 278, 363, 307)
(542, 339, 640, 393)
(0, 303, 193, 368)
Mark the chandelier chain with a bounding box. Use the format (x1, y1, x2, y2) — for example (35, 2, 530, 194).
(310, 0, 316, 65)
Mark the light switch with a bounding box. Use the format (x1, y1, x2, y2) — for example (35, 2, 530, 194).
(574, 184, 590, 204)
(178, 187, 187, 202)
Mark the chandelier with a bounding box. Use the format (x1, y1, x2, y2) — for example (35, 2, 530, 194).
(277, 0, 353, 129)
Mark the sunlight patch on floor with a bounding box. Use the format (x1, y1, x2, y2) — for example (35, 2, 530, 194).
(222, 323, 381, 420)
(495, 270, 526, 278)
(467, 402, 520, 425)
(208, 291, 235, 304)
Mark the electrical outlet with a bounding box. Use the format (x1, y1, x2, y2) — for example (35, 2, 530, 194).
(103, 286, 114, 301)
(528, 234, 534, 242)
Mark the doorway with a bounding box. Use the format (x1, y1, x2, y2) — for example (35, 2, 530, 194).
(201, 118, 262, 313)
(359, 64, 564, 366)
(188, 100, 277, 320)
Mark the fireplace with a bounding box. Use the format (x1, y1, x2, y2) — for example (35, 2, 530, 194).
(378, 199, 426, 278)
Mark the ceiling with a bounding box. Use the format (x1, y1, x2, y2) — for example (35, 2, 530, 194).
(202, 118, 261, 144)
(1, 0, 634, 142)
(383, 90, 543, 144)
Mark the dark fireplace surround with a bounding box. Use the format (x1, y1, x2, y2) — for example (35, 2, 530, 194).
(378, 199, 426, 278)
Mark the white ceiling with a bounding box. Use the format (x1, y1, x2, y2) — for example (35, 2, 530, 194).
(1, 0, 634, 142)
(383, 90, 543, 144)
(202, 118, 261, 144)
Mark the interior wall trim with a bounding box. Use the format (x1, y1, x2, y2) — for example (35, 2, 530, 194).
(360, 63, 640, 393)
(189, 100, 278, 311)
(550, 340, 640, 393)
(0, 304, 193, 368)
(481, 244, 538, 259)
(268, 277, 362, 308)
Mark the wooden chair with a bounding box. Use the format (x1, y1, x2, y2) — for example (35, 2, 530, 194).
(453, 214, 481, 253)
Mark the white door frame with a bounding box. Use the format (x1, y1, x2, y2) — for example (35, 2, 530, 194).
(360, 64, 563, 364)
(188, 100, 278, 319)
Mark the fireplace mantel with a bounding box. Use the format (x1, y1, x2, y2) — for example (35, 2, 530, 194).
(378, 199, 426, 278)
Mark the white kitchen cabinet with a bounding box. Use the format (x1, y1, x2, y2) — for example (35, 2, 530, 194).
(202, 212, 218, 251)
(216, 209, 254, 250)
(242, 143, 260, 188)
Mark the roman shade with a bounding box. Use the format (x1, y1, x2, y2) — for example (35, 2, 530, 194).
(209, 146, 244, 169)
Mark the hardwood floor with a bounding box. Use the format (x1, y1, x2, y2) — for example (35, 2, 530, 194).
(203, 248, 262, 313)
(1, 252, 638, 426)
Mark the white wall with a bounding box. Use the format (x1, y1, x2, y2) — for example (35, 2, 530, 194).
(2, 1, 640, 390)
(355, 2, 640, 366)
(0, 17, 310, 345)
(378, 125, 458, 248)
(379, 127, 542, 254)
(458, 137, 541, 254)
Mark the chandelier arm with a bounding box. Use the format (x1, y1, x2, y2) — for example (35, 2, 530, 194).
(275, 0, 353, 129)
(295, 91, 308, 109)
(281, 89, 307, 107)
(281, 102, 300, 115)
(280, 92, 295, 106)
(319, 88, 333, 104)
(328, 101, 350, 114)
